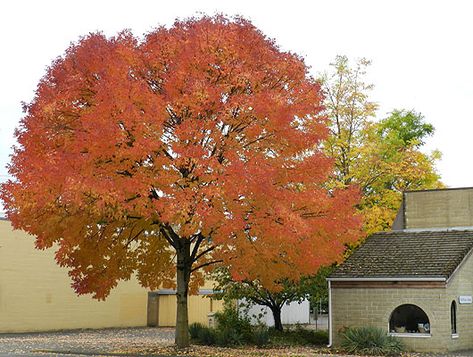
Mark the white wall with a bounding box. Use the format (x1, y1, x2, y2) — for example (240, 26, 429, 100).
(239, 299, 310, 326)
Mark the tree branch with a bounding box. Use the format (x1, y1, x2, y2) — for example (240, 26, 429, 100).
(159, 224, 179, 249)
(190, 234, 204, 262)
(192, 244, 216, 263)
(191, 259, 223, 273)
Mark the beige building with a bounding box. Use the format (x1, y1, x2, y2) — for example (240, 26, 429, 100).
(329, 188, 473, 352)
(392, 187, 473, 230)
(148, 290, 223, 327)
(0, 218, 221, 333)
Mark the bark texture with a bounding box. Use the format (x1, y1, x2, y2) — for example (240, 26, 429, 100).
(175, 240, 191, 347)
(270, 305, 284, 331)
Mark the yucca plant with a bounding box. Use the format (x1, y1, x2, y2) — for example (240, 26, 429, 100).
(341, 326, 404, 356)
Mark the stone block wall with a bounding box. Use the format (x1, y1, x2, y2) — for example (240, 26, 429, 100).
(331, 286, 449, 352)
(445, 250, 473, 351)
(405, 188, 473, 229)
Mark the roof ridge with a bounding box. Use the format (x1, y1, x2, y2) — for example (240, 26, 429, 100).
(375, 228, 473, 235)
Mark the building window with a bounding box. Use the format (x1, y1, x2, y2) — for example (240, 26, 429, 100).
(451, 301, 457, 335)
(389, 304, 430, 334)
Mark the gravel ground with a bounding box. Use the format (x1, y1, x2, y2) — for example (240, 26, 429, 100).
(2, 327, 473, 357)
(0, 327, 175, 356)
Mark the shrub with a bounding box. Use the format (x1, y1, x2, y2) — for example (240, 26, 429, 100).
(252, 325, 270, 347)
(188, 322, 206, 340)
(215, 304, 252, 337)
(294, 325, 329, 345)
(214, 303, 253, 342)
(196, 325, 217, 345)
(192, 302, 271, 347)
(215, 327, 245, 346)
(269, 326, 328, 346)
(190, 303, 254, 346)
(341, 326, 404, 356)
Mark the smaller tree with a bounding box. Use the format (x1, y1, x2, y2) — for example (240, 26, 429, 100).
(213, 267, 332, 331)
(304, 266, 333, 315)
(321, 55, 377, 187)
(321, 56, 443, 235)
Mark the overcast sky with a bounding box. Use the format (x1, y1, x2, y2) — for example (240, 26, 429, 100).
(1, 0, 472, 189)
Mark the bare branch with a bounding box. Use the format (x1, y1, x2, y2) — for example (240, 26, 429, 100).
(192, 244, 217, 263)
(191, 259, 223, 273)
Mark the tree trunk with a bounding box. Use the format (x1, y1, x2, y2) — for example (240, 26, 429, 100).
(175, 240, 191, 348)
(270, 305, 283, 331)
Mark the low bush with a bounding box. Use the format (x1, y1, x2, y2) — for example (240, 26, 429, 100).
(190, 303, 324, 348)
(269, 326, 328, 346)
(196, 325, 216, 345)
(188, 322, 206, 340)
(190, 303, 272, 347)
(341, 326, 404, 356)
(190, 303, 253, 346)
(252, 325, 270, 347)
(215, 327, 245, 346)
(294, 325, 328, 345)
(214, 303, 253, 342)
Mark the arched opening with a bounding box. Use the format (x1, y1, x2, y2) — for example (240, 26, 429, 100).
(451, 300, 457, 335)
(389, 304, 430, 334)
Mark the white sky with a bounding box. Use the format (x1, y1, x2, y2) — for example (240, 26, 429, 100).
(1, 0, 473, 188)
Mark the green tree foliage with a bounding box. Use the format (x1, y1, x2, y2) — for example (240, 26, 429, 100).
(213, 267, 331, 331)
(322, 56, 443, 235)
(378, 109, 434, 147)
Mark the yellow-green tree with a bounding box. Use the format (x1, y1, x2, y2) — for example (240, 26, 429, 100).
(322, 56, 443, 235)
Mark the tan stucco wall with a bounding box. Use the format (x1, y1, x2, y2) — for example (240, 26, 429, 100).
(405, 188, 473, 229)
(0, 219, 149, 332)
(158, 295, 224, 327)
(0, 219, 224, 332)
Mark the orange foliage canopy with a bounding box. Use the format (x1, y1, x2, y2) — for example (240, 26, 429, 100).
(1, 16, 361, 299)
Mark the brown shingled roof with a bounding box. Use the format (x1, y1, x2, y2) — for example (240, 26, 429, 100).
(329, 230, 473, 280)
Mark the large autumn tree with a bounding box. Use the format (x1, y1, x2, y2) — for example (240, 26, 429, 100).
(0, 17, 361, 347)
